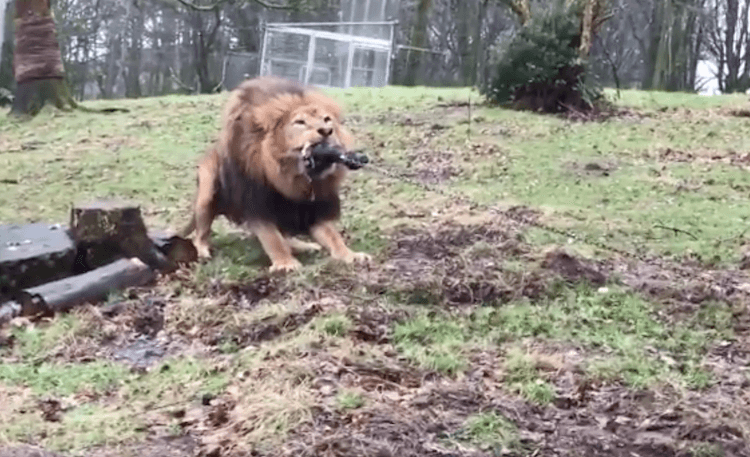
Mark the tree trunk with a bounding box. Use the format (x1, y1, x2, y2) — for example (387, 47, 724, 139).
(472, 0, 487, 87)
(11, 0, 76, 116)
(0, 0, 7, 65)
(455, 0, 472, 85)
(125, 4, 143, 98)
(403, 0, 432, 86)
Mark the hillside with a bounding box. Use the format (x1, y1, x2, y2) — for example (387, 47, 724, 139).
(1, 86, 749, 457)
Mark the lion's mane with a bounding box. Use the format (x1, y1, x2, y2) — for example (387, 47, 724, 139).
(206, 76, 352, 236)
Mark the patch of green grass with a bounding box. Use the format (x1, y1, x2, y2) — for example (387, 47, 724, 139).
(461, 411, 520, 451)
(392, 315, 468, 376)
(191, 232, 269, 285)
(394, 283, 721, 391)
(314, 312, 353, 338)
(3, 315, 85, 360)
(2, 402, 145, 454)
(689, 442, 726, 457)
(472, 285, 719, 389)
(0, 354, 230, 453)
(0, 360, 129, 396)
(611, 88, 747, 110)
(124, 356, 230, 402)
(502, 348, 556, 405)
(336, 390, 365, 410)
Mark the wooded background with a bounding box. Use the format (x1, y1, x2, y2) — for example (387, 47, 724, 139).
(0, 0, 746, 101)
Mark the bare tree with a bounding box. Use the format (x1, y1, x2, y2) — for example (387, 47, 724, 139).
(11, 0, 78, 116)
(704, 0, 750, 92)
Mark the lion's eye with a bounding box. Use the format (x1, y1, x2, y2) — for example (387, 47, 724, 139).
(323, 116, 331, 123)
(295, 119, 306, 125)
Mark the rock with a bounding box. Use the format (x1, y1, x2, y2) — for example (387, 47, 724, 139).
(0, 222, 76, 292)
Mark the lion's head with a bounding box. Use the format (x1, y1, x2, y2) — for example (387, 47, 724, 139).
(255, 89, 354, 160)
(220, 77, 356, 201)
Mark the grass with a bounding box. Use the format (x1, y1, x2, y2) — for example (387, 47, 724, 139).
(392, 283, 724, 391)
(460, 411, 520, 452)
(1, 85, 749, 455)
(336, 389, 366, 410)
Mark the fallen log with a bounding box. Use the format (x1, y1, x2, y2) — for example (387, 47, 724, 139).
(0, 257, 154, 325)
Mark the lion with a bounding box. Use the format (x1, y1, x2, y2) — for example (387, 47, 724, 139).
(179, 76, 371, 273)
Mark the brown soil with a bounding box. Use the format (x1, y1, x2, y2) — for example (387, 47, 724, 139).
(654, 147, 750, 168)
(564, 160, 618, 178)
(364, 217, 607, 307)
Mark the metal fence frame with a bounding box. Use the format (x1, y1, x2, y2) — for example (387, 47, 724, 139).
(259, 20, 397, 89)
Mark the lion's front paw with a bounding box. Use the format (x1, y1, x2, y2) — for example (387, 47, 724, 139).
(269, 257, 303, 273)
(194, 240, 212, 259)
(334, 250, 372, 265)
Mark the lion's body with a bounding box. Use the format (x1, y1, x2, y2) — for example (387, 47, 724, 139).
(180, 76, 370, 272)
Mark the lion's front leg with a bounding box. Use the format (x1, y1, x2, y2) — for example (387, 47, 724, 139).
(251, 222, 303, 273)
(192, 159, 219, 259)
(310, 221, 371, 265)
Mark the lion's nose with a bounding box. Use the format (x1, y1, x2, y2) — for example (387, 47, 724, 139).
(318, 127, 333, 137)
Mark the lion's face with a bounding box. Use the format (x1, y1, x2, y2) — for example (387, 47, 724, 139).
(282, 104, 344, 154)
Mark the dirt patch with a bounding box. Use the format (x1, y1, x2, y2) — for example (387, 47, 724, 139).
(233, 301, 324, 346)
(727, 108, 750, 118)
(367, 219, 608, 306)
(215, 275, 288, 308)
(542, 250, 607, 287)
(654, 147, 750, 168)
(278, 348, 750, 457)
(0, 446, 64, 457)
(601, 256, 750, 322)
(280, 407, 486, 457)
(403, 149, 460, 185)
(346, 304, 408, 344)
(84, 437, 198, 457)
(559, 104, 648, 123)
(565, 160, 618, 178)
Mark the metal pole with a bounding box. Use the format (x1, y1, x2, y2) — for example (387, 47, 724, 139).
(384, 22, 395, 86)
(304, 34, 317, 85)
(345, 43, 355, 88)
(259, 24, 270, 77)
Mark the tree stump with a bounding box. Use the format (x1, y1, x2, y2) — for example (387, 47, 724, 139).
(0, 222, 76, 293)
(69, 200, 174, 272)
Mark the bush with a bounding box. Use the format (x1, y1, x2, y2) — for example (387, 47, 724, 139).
(481, 2, 603, 113)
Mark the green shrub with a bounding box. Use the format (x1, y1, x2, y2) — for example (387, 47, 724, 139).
(481, 1, 603, 113)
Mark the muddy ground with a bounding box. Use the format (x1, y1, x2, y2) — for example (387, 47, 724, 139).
(2, 212, 749, 457)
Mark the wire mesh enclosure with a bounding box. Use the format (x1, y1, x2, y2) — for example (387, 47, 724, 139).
(259, 21, 396, 89)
